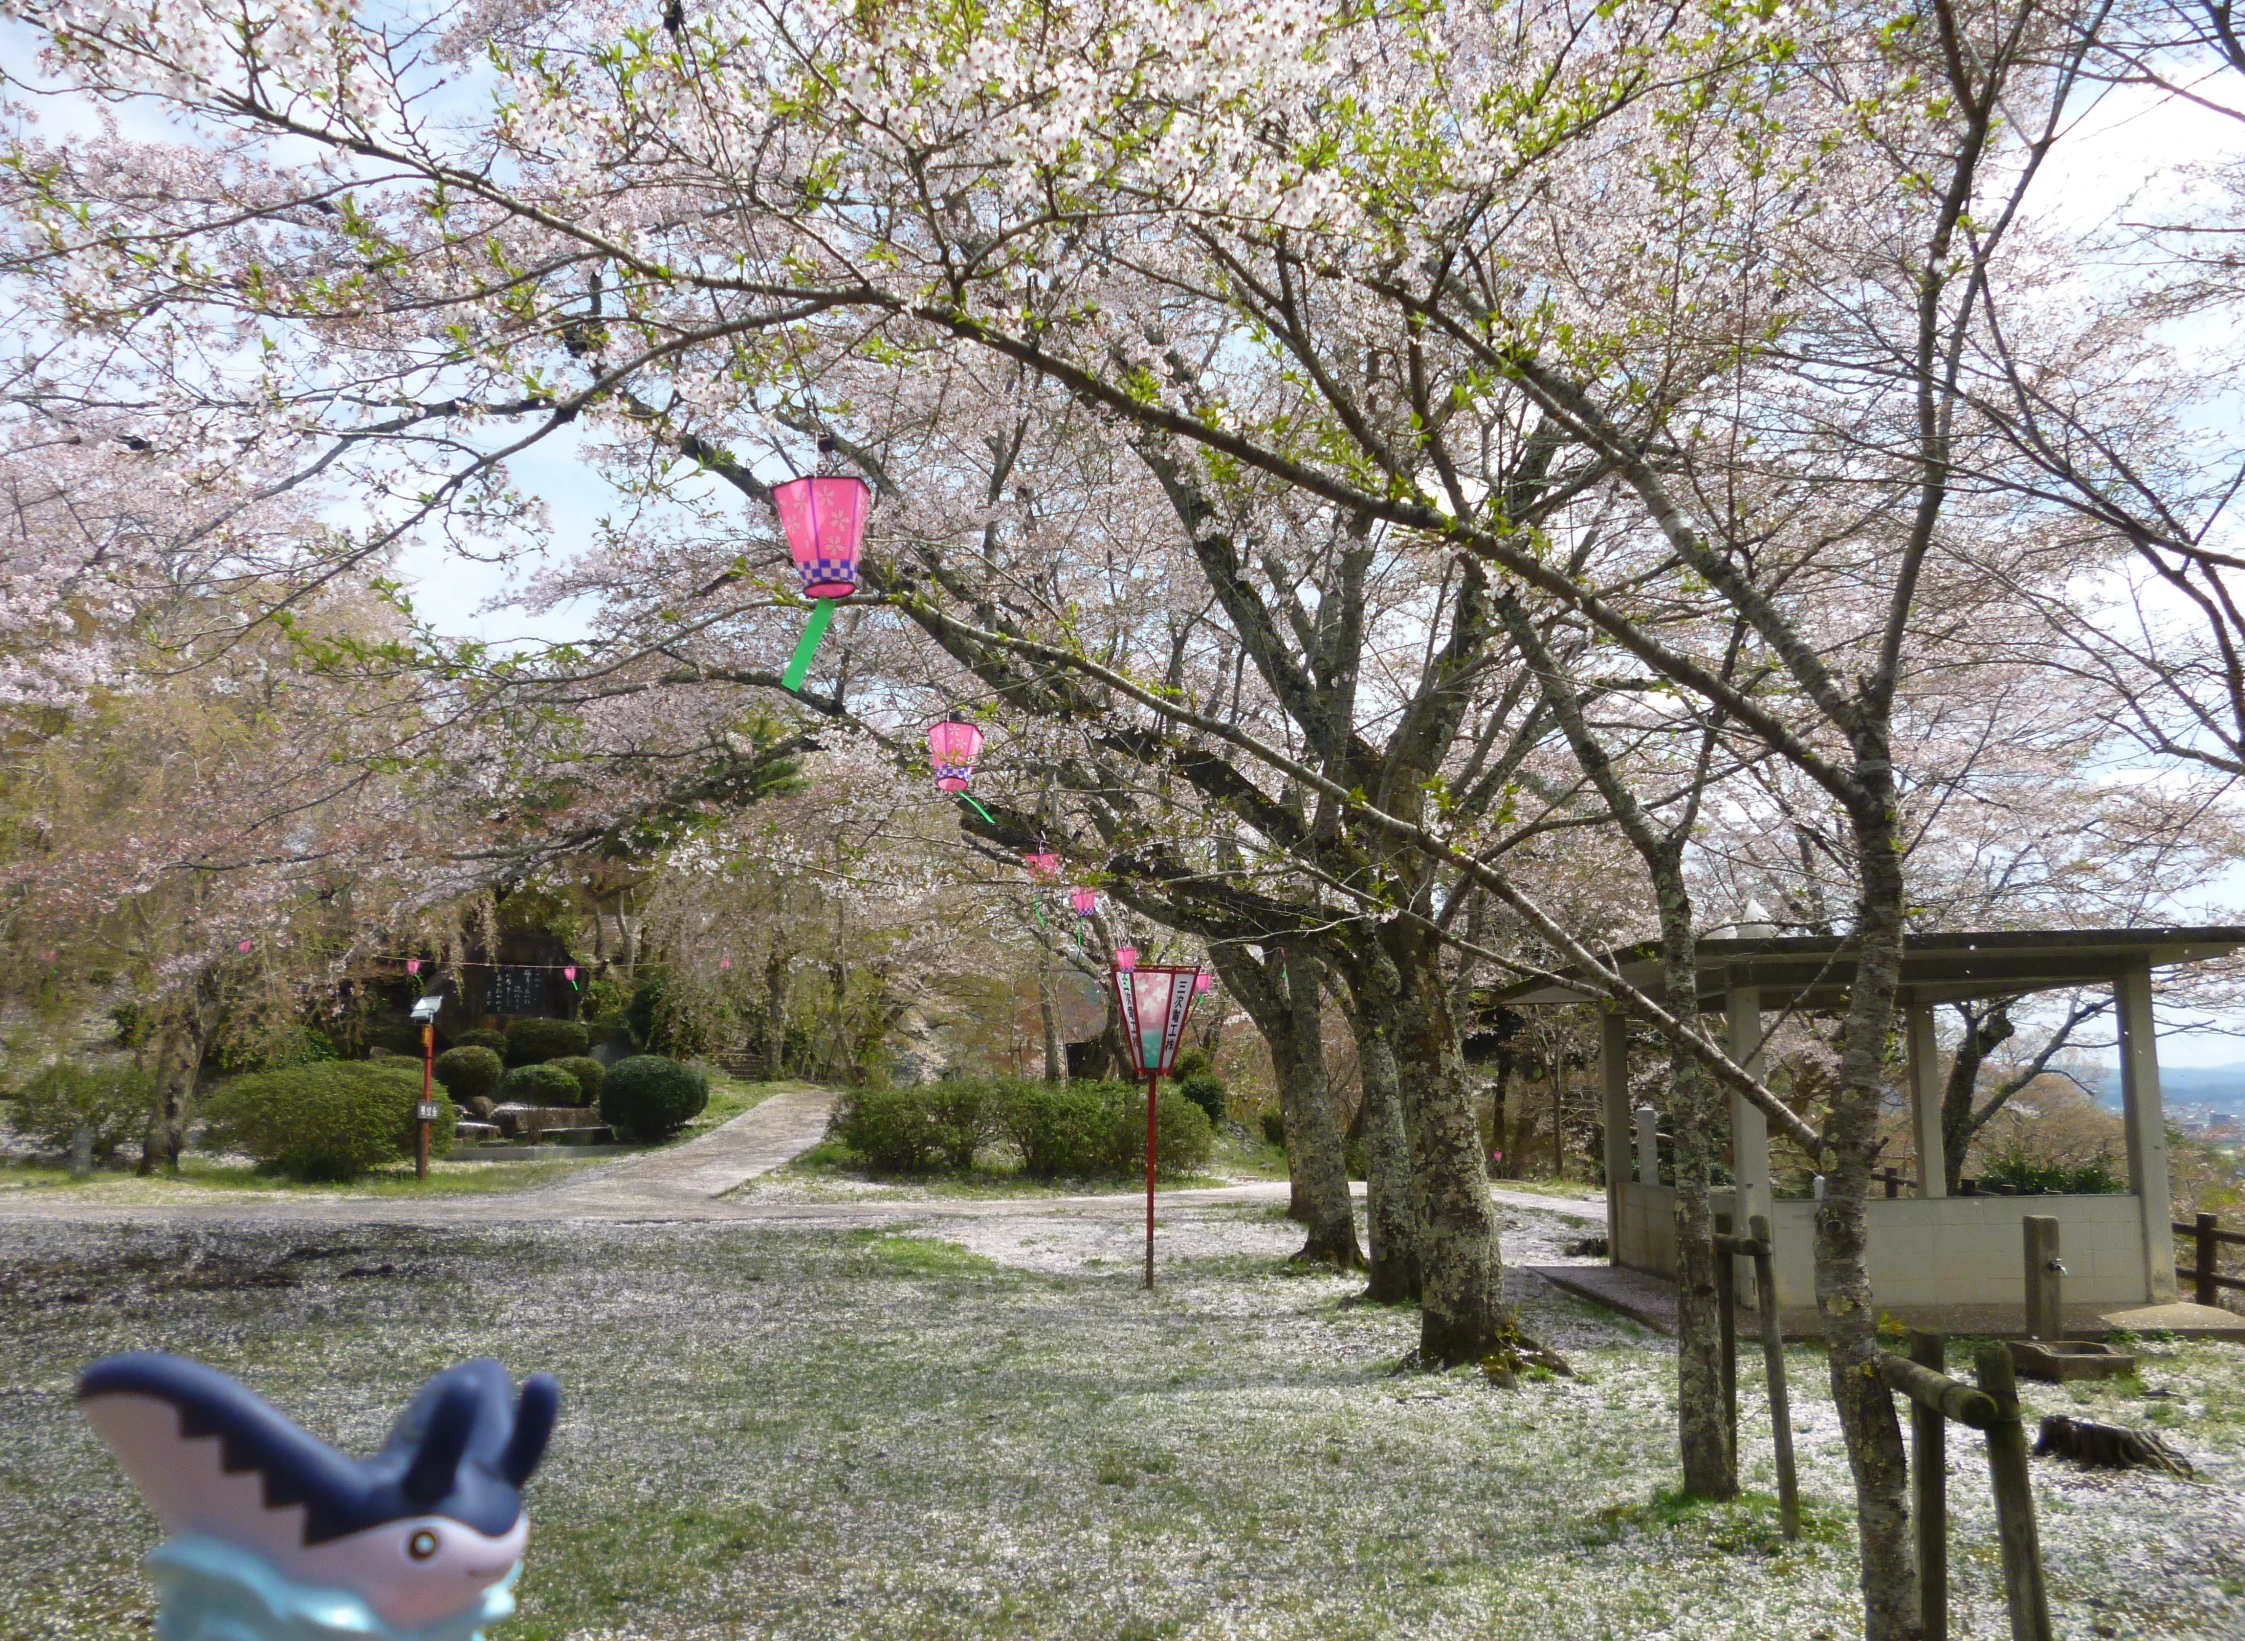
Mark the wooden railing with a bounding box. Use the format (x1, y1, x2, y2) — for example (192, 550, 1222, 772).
(2173, 1214, 2245, 1305)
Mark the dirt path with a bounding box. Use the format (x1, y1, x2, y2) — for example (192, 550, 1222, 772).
(0, 1087, 1609, 1239)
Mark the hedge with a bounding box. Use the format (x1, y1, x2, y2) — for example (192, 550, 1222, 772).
(600, 1055, 709, 1140)
(497, 1062, 584, 1105)
(832, 1077, 1212, 1180)
(450, 1028, 509, 1054)
(547, 1055, 605, 1104)
(5, 1060, 157, 1159)
(432, 1045, 504, 1102)
(506, 1017, 590, 1065)
(202, 1063, 455, 1180)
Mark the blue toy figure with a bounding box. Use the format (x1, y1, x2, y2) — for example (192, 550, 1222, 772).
(78, 1352, 558, 1641)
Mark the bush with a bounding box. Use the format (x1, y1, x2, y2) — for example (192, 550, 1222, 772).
(5, 1060, 158, 1159)
(1981, 1146, 2125, 1195)
(1108, 1082, 1215, 1178)
(834, 1078, 1005, 1173)
(1176, 1071, 1227, 1127)
(506, 1016, 590, 1065)
(1172, 1048, 1214, 1080)
(1261, 1107, 1286, 1147)
(431, 1045, 503, 1102)
(548, 1055, 604, 1104)
(498, 1062, 584, 1105)
(451, 1028, 509, 1054)
(201, 1063, 455, 1180)
(600, 1055, 709, 1140)
(1002, 1080, 1116, 1178)
(835, 1078, 1212, 1180)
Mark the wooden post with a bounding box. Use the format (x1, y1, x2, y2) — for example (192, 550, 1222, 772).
(1747, 1215, 1798, 1540)
(1974, 1343, 2053, 1641)
(1715, 1212, 1738, 1465)
(1910, 1331, 1948, 1641)
(2022, 1215, 2062, 1341)
(2195, 1214, 2219, 1308)
(1907, 1001, 1948, 1197)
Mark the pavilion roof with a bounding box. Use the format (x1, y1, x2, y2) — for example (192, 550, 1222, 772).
(1493, 926, 2245, 1013)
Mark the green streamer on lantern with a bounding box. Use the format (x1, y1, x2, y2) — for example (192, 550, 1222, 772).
(961, 793, 996, 825)
(780, 599, 837, 690)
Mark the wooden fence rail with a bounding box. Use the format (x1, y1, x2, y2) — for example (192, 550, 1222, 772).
(2172, 1215, 2245, 1305)
(1873, 1333, 2051, 1641)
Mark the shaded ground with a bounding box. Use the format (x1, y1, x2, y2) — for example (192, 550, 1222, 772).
(3, 1190, 2241, 1639)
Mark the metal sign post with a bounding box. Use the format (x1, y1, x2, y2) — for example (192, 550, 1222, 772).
(410, 993, 444, 1182)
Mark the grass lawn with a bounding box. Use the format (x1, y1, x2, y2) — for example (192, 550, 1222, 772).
(0, 1074, 790, 1203)
(4, 1209, 2242, 1639)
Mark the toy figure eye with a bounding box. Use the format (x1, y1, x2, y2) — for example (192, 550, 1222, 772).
(408, 1530, 440, 1560)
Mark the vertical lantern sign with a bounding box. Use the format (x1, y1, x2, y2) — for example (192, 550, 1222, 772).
(927, 717, 994, 824)
(1111, 963, 1202, 1290)
(772, 474, 870, 690)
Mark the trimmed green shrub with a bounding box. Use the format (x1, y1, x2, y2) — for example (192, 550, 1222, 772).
(431, 1045, 503, 1102)
(5, 1060, 158, 1159)
(548, 1055, 604, 1104)
(1108, 1081, 1215, 1178)
(600, 1055, 709, 1140)
(451, 1028, 509, 1054)
(498, 1062, 583, 1105)
(833, 1078, 1004, 1173)
(835, 1078, 1212, 1180)
(1173, 1048, 1214, 1080)
(1001, 1080, 1115, 1178)
(1176, 1071, 1227, 1127)
(1261, 1107, 1286, 1148)
(505, 1016, 590, 1065)
(202, 1063, 455, 1180)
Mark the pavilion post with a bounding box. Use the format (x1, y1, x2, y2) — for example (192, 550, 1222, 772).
(1726, 978, 1770, 1247)
(2114, 959, 2178, 1302)
(1635, 1104, 1659, 1185)
(1906, 1001, 1947, 1198)
(1601, 1009, 1630, 1266)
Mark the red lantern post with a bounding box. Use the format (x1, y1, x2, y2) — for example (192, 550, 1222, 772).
(1112, 963, 1202, 1290)
(771, 473, 870, 690)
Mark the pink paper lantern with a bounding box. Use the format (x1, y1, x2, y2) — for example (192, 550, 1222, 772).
(237, 939, 253, 953)
(927, 718, 985, 792)
(1070, 887, 1098, 918)
(406, 958, 421, 975)
(1112, 965, 1203, 1076)
(1114, 945, 1138, 972)
(1194, 970, 1213, 994)
(563, 965, 578, 981)
(719, 957, 732, 971)
(771, 474, 870, 599)
(1023, 851, 1060, 879)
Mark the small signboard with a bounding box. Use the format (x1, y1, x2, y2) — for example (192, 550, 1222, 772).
(417, 1103, 441, 1122)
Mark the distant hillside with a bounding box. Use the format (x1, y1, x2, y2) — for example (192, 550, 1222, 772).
(2088, 1063, 2245, 1118)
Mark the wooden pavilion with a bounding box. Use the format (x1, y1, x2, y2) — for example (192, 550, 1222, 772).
(1498, 927, 2245, 1319)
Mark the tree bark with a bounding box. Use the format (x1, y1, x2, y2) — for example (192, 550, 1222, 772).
(1825, 800, 1919, 1640)
(138, 1008, 201, 1175)
(1282, 950, 1364, 1268)
(1209, 944, 1361, 1267)
(1662, 928, 1733, 1499)
(762, 946, 791, 1080)
(1039, 954, 1064, 1083)
(1383, 919, 1508, 1365)
(1940, 1001, 2014, 1194)
(1350, 985, 1421, 1303)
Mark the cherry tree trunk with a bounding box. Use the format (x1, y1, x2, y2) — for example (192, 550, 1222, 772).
(1281, 951, 1363, 1269)
(1825, 802, 1919, 1640)
(1352, 1003, 1421, 1302)
(1383, 921, 1507, 1365)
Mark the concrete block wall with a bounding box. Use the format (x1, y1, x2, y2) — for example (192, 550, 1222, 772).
(1614, 1186, 2150, 1310)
